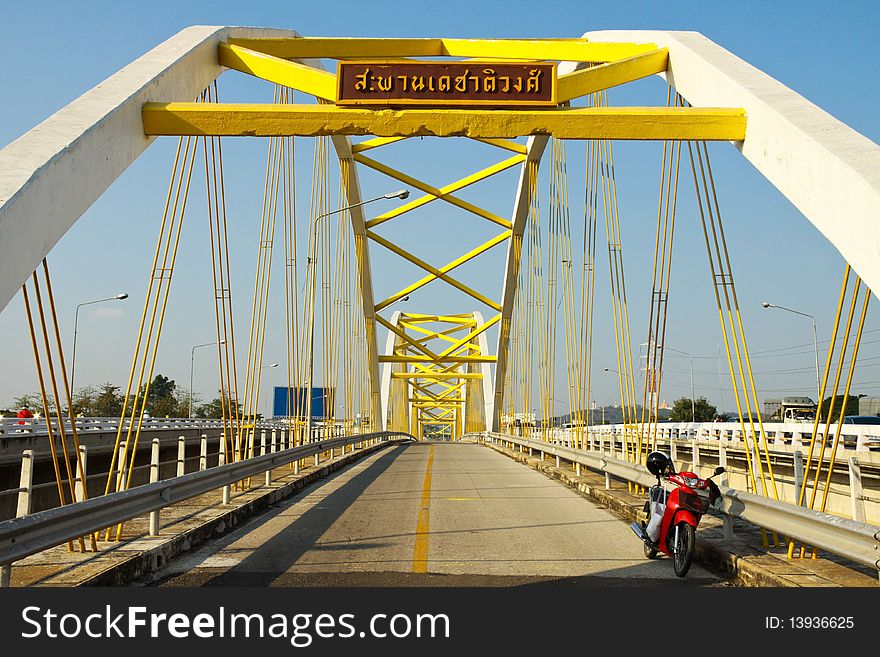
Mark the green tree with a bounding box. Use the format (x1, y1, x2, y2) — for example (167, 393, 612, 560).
(195, 391, 242, 419)
(669, 396, 717, 422)
(92, 383, 125, 417)
(139, 374, 188, 417)
(817, 394, 860, 423)
(70, 385, 96, 416)
(12, 393, 51, 415)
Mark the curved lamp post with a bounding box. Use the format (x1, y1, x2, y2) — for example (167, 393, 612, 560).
(71, 293, 128, 393)
(762, 301, 820, 404)
(190, 340, 225, 418)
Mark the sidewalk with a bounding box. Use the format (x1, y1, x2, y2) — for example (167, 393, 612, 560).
(483, 440, 879, 587)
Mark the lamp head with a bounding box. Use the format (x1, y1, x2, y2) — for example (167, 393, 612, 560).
(116, 293, 129, 300)
(385, 189, 409, 200)
(761, 302, 771, 308)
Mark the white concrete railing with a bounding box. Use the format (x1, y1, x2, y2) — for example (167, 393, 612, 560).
(500, 421, 880, 452)
(0, 416, 367, 437)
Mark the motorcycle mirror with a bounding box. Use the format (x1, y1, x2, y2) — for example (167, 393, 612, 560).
(714, 466, 726, 476)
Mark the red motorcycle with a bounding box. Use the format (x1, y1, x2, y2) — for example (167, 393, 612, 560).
(630, 451, 724, 577)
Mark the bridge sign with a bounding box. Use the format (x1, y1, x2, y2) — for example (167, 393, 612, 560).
(336, 60, 558, 107)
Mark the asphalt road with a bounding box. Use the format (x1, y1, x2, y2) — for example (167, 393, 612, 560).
(150, 442, 723, 587)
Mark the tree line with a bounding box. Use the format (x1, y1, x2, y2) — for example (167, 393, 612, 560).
(2, 374, 242, 419)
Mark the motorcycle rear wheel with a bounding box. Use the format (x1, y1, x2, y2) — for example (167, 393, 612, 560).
(672, 522, 695, 577)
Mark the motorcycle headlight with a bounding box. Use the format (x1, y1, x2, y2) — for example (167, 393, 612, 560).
(682, 476, 700, 488)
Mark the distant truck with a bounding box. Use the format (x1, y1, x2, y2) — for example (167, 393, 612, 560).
(764, 396, 816, 422)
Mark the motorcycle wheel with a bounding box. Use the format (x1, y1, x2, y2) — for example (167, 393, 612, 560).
(672, 522, 695, 577)
(642, 510, 658, 559)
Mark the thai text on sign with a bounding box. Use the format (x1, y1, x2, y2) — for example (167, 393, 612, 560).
(336, 61, 557, 107)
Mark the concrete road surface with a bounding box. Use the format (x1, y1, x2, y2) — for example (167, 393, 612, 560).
(150, 442, 723, 587)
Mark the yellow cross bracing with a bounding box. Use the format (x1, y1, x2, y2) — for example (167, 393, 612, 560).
(382, 312, 491, 439)
(14, 30, 878, 568)
(140, 36, 747, 449)
(30, 32, 843, 551)
(144, 37, 746, 143)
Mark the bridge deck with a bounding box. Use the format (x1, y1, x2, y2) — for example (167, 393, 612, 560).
(151, 442, 720, 586)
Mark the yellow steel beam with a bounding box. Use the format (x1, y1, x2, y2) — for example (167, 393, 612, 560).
(408, 383, 446, 400)
(393, 372, 482, 379)
(557, 49, 669, 102)
(225, 37, 657, 63)
(401, 323, 468, 347)
(226, 37, 446, 59)
(142, 104, 748, 141)
(365, 155, 523, 229)
(367, 230, 511, 311)
(470, 138, 528, 154)
(410, 380, 459, 399)
(411, 360, 461, 376)
(438, 313, 501, 358)
(412, 379, 466, 398)
(375, 314, 439, 360)
(438, 39, 659, 62)
(379, 355, 496, 363)
(413, 402, 462, 408)
(368, 230, 504, 311)
(350, 136, 408, 153)
(401, 313, 476, 323)
(218, 43, 337, 101)
(436, 381, 466, 399)
(411, 324, 470, 346)
(354, 153, 511, 227)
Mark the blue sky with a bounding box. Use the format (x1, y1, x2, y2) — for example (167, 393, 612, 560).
(0, 0, 878, 416)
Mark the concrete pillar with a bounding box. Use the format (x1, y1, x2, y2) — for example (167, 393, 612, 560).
(75, 445, 88, 503)
(793, 450, 805, 506)
(177, 436, 186, 478)
(0, 450, 34, 587)
(149, 438, 160, 536)
(718, 448, 733, 540)
(848, 456, 866, 522)
(219, 450, 230, 505)
(199, 434, 208, 471)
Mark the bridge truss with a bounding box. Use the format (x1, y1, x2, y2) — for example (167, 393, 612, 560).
(1, 28, 879, 553)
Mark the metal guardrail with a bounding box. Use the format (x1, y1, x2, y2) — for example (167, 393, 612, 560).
(0, 431, 411, 566)
(482, 432, 880, 573)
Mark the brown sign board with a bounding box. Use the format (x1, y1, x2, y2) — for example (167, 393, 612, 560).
(336, 60, 557, 107)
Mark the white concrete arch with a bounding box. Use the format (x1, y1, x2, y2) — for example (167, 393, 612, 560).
(0, 26, 301, 314)
(584, 30, 880, 296)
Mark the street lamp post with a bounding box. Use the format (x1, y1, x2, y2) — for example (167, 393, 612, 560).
(261, 362, 278, 419)
(304, 189, 410, 442)
(71, 293, 128, 393)
(314, 189, 409, 222)
(762, 302, 820, 404)
(190, 340, 225, 418)
(660, 345, 695, 421)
